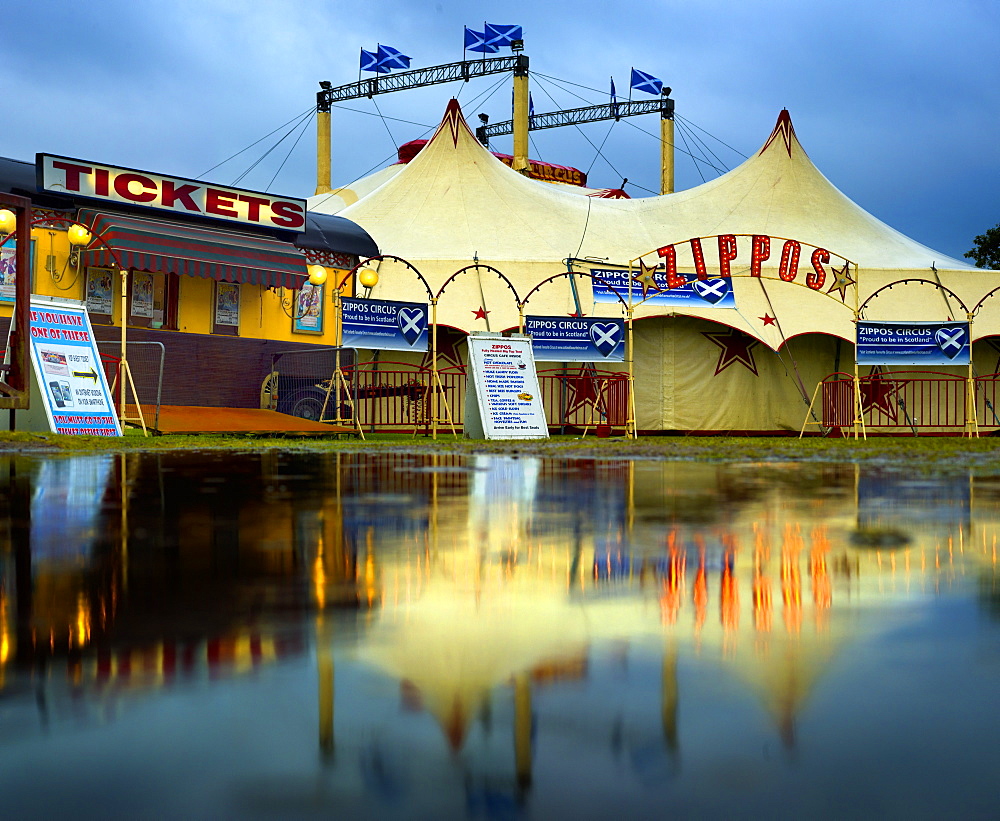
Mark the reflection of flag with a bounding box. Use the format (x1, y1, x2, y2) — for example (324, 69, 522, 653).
(630, 67, 663, 95)
(360, 48, 388, 74)
(464, 26, 499, 53)
(610, 77, 619, 119)
(484, 23, 522, 48)
(376, 44, 411, 70)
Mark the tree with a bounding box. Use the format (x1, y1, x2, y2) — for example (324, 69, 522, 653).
(966, 224, 1000, 269)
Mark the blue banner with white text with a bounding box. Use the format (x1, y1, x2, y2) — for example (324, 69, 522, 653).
(590, 267, 736, 308)
(525, 315, 625, 362)
(856, 321, 970, 366)
(340, 297, 429, 352)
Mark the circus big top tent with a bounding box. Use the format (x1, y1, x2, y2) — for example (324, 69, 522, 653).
(310, 99, 999, 433)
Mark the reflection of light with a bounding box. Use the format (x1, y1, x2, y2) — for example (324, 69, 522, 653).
(75, 592, 91, 648)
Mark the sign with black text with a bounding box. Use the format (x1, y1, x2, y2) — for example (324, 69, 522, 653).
(465, 334, 548, 440)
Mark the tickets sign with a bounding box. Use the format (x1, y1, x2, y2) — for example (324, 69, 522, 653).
(525, 315, 625, 362)
(856, 321, 970, 366)
(38, 153, 306, 232)
(340, 297, 428, 352)
(590, 268, 736, 308)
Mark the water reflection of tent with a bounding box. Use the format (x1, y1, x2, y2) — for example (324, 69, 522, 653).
(360, 579, 589, 751)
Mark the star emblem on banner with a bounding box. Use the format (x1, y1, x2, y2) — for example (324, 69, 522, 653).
(859, 376, 899, 420)
(702, 328, 760, 376)
(827, 262, 855, 302)
(568, 310, 587, 317)
(760, 314, 777, 326)
(564, 366, 605, 415)
(632, 259, 663, 300)
(472, 307, 490, 320)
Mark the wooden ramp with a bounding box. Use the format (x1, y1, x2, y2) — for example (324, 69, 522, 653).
(125, 405, 357, 436)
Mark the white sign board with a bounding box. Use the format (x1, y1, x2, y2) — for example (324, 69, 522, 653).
(464, 333, 549, 440)
(12, 299, 122, 436)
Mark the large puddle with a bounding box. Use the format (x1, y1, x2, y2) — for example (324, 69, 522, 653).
(1, 451, 998, 818)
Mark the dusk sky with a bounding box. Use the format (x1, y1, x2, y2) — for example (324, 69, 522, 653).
(6, 1, 998, 261)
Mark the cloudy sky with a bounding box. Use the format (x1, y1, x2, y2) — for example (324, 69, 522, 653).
(5, 0, 998, 260)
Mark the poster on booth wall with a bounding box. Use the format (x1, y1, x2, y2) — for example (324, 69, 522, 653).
(19, 299, 122, 436)
(464, 333, 549, 440)
(293, 282, 324, 334)
(131, 272, 154, 318)
(215, 282, 240, 327)
(340, 297, 428, 352)
(525, 315, 625, 362)
(590, 267, 737, 309)
(85, 268, 114, 314)
(0, 244, 16, 303)
(856, 321, 970, 366)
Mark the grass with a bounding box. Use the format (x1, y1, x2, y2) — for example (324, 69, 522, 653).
(0, 426, 997, 473)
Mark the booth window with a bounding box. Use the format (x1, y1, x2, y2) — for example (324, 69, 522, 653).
(212, 281, 240, 335)
(129, 271, 178, 330)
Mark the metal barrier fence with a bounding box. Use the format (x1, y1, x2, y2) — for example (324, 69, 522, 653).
(266, 353, 629, 435)
(819, 371, 993, 433)
(97, 341, 165, 430)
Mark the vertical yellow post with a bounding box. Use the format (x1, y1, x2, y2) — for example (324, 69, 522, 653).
(318, 643, 334, 759)
(660, 97, 675, 195)
(316, 86, 332, 195)
(512, 55, 530, 173)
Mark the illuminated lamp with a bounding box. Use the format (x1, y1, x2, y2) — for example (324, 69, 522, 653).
(67, 223, 93, 267)
(67, 223, 92, 247)
(0, 208, 15, 235)
(358, 269, 379, 290)
(307, 264, 328, 286)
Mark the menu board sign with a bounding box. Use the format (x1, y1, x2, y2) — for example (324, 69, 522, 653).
(464, 333, 549, 440)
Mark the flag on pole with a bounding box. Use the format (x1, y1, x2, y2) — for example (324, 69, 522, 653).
(360, 48, 389, 73)
(484, 23, 522, 48)
(464, 26, 499, 53)
(630, 68, 663, 95)
(610, 77, 619, 119)
(376, 44, 411, 71)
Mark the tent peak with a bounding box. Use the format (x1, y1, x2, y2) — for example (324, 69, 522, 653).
(759, 109, 799, 158)
(437, 97, 469, 148)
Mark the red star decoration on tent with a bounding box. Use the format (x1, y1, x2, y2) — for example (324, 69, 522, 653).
(472, 307, 490, 320)
(702, 328, 760, 376)
(826, 262, 856, 302)
(760, 314, 777, 326)
(564, 366, 605, 415)
(859, 376, 899, 420)
(632, 259, 663, 300)
(568, 310, 587, 317)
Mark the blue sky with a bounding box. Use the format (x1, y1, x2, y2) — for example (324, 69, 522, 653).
(5, 0, 998, 260)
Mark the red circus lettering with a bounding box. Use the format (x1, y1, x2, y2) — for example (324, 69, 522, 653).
(808, 248, 830, 290)
(778, 240, 801, 282)
(689, 238, 708, 280)
(657, 244, 686, 289)
(750, 235, 770, 277)
(717, 234, 738, 278)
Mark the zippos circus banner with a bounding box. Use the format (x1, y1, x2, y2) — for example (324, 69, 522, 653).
(525, 316, 625, 362)
(589, 267, 736, 309)
(856, 321, 970, 366)
(340, 297, 428, 352)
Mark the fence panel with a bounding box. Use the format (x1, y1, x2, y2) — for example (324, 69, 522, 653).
(97, 341, 165, 430)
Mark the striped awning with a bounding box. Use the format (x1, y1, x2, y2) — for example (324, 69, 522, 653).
(79, 209, 308, 289)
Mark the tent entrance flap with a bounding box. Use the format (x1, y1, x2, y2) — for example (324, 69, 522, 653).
(79, 209, 308, 289)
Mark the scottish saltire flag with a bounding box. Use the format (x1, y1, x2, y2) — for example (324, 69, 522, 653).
(464, 27, 499, 53)
(376, 44, 411, 70)
(360, 48, 389, 73)
(485, 23, 522, 48)
(630, 67, 663, 95)
(610, 77, 619, 118)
